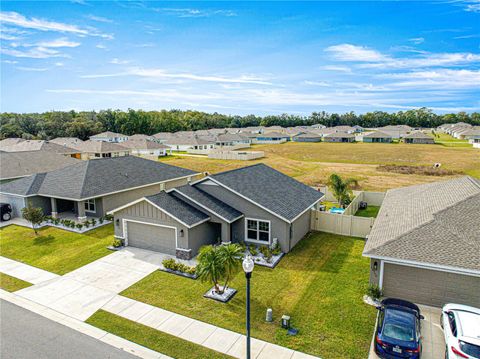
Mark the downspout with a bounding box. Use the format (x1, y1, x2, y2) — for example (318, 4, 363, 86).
(288, 223, 293, 252)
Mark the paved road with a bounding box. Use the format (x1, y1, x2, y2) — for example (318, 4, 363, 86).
(0, 300, 138, 359)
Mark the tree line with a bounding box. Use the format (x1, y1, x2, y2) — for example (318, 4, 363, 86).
(1, 108, 479, 140)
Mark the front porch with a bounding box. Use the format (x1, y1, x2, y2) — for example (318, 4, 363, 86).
(50, 197, 102, 222)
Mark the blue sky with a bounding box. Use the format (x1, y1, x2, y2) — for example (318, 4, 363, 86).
(1, 1, 479, 114)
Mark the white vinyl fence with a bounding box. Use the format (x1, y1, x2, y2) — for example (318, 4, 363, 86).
(310, 210, 375, 238)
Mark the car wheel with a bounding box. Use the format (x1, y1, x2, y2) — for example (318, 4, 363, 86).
(2, 213, 11, 221)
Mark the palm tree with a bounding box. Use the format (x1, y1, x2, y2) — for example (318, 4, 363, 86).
(327, 173, 359, 208)
(196, 245, 225, 293)
(218, 244, 243, 291)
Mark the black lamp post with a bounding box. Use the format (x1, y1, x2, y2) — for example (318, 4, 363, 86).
(242, 255, 254, 359)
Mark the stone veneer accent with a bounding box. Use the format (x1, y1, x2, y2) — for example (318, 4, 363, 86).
(176, 248, 192, 260)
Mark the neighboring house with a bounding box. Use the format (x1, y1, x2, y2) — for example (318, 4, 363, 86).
(71, 140, 131, 159)
(378, 125, 412, 139)
(165, 136, 216, 152)
(403, 131, 435, 144)
(0, 138, 25, 149)
(460, 128, 480, 141)
(292, 132, 322, 142)
(362, 131, 393, 143)
(0, 140, 81, 157)
(215, 133, 250, 147)
(109, 164, 324, 259)
(50, 137, 84, 148)
(128, 134, 156, 141)
(0, 156, 199, 221)
(254, 132, 290, 144)
(152, 132, 176, 143)
(120, 139, 170, 157)
(90, 131, 129, 143)
(364, 176, 480, 307)
(323, 132, 355, 143)
(331, 125, 356, 134)
(0, 151, 79, 183)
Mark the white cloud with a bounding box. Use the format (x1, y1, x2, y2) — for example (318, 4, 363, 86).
(86, 14, 113, 23)
(16, 66, 49, 72)
(35, 38, 81, 48)
(408, 37, 424, 45)
(304, 80, 330, 87)
(325, 44, 388, 62)
(81, 67, 274, 85)
(96, 44, 107, 49)
(153, 8, 237, 18)
(379, 69, 480, 89)
(320, 65, 352, 73)
(464, 0, 480, 12)
(110, 58, 130, 65)
(0, 11, 112, 39)
(1, 46, 65, 59)
(3, 59, 18, 64)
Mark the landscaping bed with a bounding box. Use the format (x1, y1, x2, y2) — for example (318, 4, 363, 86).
(0, 224, 114, 275)
(42, 216, 112, 233)
(121, 231, 377, 358)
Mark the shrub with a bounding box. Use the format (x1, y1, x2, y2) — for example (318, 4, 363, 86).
(76, 223, 83, 230)
(21, 206, 44, 235)
(99, 217, 104, 224)
(112, 238, 123, 248)
(84, 221, 90, 228)
(259, 245, 270, 257)
(366, 284, 383, 300)
(53, 218, 60, 225)
(104, 214, 113, 221)
(162, 258, 196, 276)
(249, 246, 258, 256)
(162, 258, 177, 270)
(91, 219, 97, 226)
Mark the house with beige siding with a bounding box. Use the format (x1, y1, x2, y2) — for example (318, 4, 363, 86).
(403, 131, 435, 144)
(0, 156, 199, 221)
(109, 164, 324, 259)
(71, 140, 131, 159)
(364, 176, 480, 307)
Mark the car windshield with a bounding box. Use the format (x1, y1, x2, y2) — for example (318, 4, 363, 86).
(383, 323, 415, 341)
(460, 341, 480, 358)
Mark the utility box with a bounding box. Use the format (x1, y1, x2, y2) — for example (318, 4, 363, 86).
(266, 308, 273, 322)
(281, 315, 290, 329)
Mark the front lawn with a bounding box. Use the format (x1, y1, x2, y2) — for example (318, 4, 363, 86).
(0, 272, 32, 292)
(121, 232, 376, 358)
(355, 205, 381, 218)
(0, 224, 114, 275)
(87, 310, 233, 359)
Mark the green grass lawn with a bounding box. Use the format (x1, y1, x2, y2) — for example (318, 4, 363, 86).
(0, 224, 114, 275)
(121, 232, 376, 358)
(0, 272, 32, 292)
(433, 133, 472, 147)
(355, 206, 381, 218)
(87, 310, 233, 359)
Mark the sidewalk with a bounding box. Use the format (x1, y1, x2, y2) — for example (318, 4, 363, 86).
(102, 295, 319, 359)
(0, 256, 59, 284)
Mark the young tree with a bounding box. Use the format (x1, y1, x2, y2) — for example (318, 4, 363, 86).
(327, 173, 359, 208)
(21, 206, 44, 235)
(218, 244, 243, 291)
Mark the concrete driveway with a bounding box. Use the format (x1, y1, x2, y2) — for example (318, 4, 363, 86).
(369, 304, 445, 359)
(15, 247, 180, 321)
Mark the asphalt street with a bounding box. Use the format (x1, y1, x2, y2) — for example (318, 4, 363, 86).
(0, 299, 139, 359)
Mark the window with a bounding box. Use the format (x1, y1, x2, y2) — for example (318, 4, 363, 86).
(84, 199, 96, 213)
(246, 219, 270, 243)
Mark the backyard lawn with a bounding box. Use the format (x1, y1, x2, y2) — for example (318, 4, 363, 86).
(0, 272, 32, 292)
(0, 224, 114, 275)
(159, 142, 479, 191)
(355, 205, 381, 218)
(121, 232, 377, 358)
(87, 311, 233, 359)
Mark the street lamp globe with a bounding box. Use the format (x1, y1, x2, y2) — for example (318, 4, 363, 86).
(242, 255, 254, 274)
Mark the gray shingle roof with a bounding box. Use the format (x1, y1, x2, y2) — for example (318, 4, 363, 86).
(71, 140, 130, 153)
(90, 131, 127, 139)
(173, 185, 242, 222)
(146, 192, 209, 227)
(0, 156, 196, 200)
(210, 164, 324, 222)
(0, 150, 80, 180)
(324, 131, 355, 138)
(120, 139, 169, 150)
(363, 130, 392, 138)
(1, 140, 79, 154)
(404, 131, 432, 139)
(364, 176, 480, 272)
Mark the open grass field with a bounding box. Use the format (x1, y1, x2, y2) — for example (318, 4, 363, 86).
(0, 224, 113, 275)
(160, 142, 479, 191)
(121, 232, 376, 358)
(87, 311, 233, 359)
(0, 272, 32, 292)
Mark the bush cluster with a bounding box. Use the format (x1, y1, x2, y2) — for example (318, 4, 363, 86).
(112, 238, 123, 248)
(162, 258, 196, 276)
(366, 284, 383, 300)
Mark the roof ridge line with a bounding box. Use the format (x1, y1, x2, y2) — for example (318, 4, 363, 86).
(211, 163, 265, 177)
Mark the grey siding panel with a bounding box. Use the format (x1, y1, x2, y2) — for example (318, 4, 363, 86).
(0, 194, 25, 218)
(382, 263, 480, 307)
(197, 183, 293, 252)
(102, 183, 161, 213)
(126, 221, 176, 255)
(290, 209, 311, 248)
(188, 222, 219, 256)
(26, 196, 52, 216)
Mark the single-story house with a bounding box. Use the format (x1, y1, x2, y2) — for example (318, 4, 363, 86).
(362, 131, 393, 143)
(364, 176, 480, 307)
(165, 136, 216, 152)
(0, 156, 199, 221)
(215, 133, 250, 147)
(254, 132, 290, 144)
(403, 131, 435, 144)
(0, 138, 25, 149)
(323, 132, 355, 143)
(377, 125, 412, 139)
(0, 150, 80, 183)
(0, 140, 81, 158)
(71, 140, 131, 160)
(331, 126, 356, 134)
(50, 137, 84, 147)
(292, 132, 322, 142)
(119, 139, 170, 157)
(90, 131, 129, 143)
(109, 164, 324, 259)
(152, 132, 176, 144)
(127, 134, 156, 141)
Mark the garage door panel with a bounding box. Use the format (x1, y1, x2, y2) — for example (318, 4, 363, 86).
(383, 263, 480, 308)
(127, 221, 176, 255)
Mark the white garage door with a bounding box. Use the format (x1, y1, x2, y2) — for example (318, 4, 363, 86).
(126, 221, 177, 255)
(383, 263, 480, 307)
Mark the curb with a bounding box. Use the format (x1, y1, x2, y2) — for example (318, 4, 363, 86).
(0, 289, 172, 359)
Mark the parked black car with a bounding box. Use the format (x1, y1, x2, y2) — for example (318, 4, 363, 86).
(0, 203, 13, 221)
